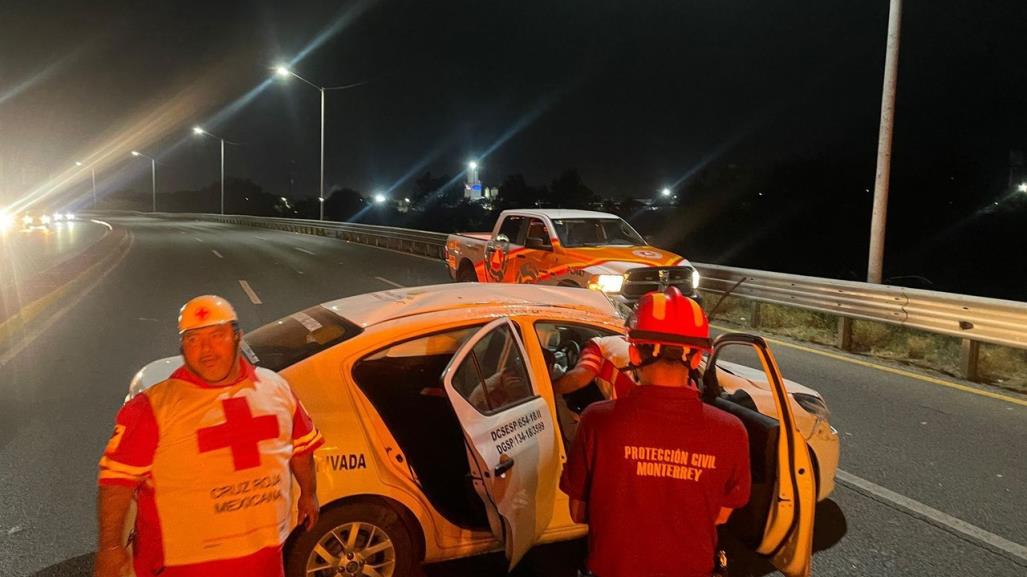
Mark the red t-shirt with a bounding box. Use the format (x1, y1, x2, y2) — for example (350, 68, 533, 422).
(560, 385, 751, 577)
(98, 359, 324, 577)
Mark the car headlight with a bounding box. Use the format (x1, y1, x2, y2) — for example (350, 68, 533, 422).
(40, 214, 51, 225)
(0, 212, 13, 231)
(691, 268, 701, 290)
(588, 274, 624, 294)
(65, 213, 76, 220)
(793, 393, 831, 420)
(23, 215, 34, 226)
(53, 213, 64, 221)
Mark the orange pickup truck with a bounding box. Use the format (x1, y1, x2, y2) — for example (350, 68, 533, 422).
(445, 209, 700, 301)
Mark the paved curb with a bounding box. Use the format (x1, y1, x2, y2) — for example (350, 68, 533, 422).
(0, 224, 132, 348)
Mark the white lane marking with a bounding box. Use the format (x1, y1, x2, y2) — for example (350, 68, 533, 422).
(211, 250, 224, 259)
(89, 219, 114, 231)
(837, 469, 1027, 563)
(374, 276, 405, 289)
(238, 280, 262, 304)
(294, 247, 315, 255)
(255, 236, 268, 240)
(193, 236, 204, 243)
(709, 323, 1027, 408)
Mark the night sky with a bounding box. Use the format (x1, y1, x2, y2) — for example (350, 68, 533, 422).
(2, 0, 1025, 295)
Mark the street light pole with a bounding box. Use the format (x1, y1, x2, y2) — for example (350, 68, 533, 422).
(76, 162, 97, 208)
(867, 0, 903, 284)
(275, 65, 368, 221)
(193, 126, 235, 215)
(131, 151, 157, 212)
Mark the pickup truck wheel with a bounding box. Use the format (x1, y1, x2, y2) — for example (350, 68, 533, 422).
(457, 263, 477, 282)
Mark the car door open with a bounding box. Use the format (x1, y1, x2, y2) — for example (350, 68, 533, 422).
(441, 317, 561, 568)
(703, 333, 816, 577)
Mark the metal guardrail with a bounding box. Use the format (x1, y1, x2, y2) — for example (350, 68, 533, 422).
(156, 212, 1026, 382)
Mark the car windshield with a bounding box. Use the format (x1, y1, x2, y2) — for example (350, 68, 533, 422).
(245, 305, 362, 372)
(551, 218, 646, 247)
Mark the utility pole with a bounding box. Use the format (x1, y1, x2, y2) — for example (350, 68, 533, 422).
(867, 0, 903, 284)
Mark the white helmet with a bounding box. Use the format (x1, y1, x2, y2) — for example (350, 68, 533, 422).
(178, 295, 238, 334)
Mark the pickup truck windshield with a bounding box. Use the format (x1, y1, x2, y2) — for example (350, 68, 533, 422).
(551, 218, 646, 247)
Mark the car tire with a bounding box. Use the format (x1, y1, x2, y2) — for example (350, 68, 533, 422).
(285, 501, 418, 577)
(457, 263, 477, 282)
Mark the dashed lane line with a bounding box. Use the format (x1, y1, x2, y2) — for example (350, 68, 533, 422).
(294, 247, 315, 255)
(211, 250, 224, 259)
(375, 276, 405, 289)
(238, 280, 262, 305)
(837, 469, 1027, 565)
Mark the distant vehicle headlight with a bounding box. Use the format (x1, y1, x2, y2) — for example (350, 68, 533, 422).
(53, 213, 64, 221)
(692, 269, 701, 290)
(588, 274, 624, 294)
(65, 213, 76, 220)
(23, 215, 34, 226)
(793, 393, 831, 420)
(40, 214, 52, 225)
(0, 212, 13, 231)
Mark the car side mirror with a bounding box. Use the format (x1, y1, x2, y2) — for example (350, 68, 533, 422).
(494, 234, 510, 244)
(525, 236, 551, 250)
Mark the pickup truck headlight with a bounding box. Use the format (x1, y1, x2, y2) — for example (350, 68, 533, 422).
(588, 274, 624, 294)
(793, 393, 831, 420)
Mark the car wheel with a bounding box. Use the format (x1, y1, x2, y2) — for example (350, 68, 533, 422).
(285, 501, 417, 577)
(457, 263, 477, 282)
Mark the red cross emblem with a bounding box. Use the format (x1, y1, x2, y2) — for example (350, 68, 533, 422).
(197, 397, 280, 471)
(195, 307, 211, 321)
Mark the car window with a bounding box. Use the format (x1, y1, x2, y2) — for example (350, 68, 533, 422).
(550, 218, 646, 247)
(497, 215, 525, 245)
(452, 323, 534, 414)
(525, 218, 551, 248)
(245, 305, 362, 372)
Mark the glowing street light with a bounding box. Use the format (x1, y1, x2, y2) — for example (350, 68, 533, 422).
(130, 150, 157, 212)
(192, 125, 236, 215)
(274, 63, 368, 220)
(75, 161, 97, 208)
(661, 187, 672, 197)
(1018, 182, 1027, 193)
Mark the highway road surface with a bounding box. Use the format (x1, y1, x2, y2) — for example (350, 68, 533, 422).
(1, 216, 1024, 577)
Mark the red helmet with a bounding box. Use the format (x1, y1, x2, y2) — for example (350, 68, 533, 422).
(628, 287, 711, 351)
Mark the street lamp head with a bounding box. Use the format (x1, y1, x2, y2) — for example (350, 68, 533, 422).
(192, 126, 205, 135)
(75, 161, 83, 166)
(1018, 182, 1027, 193)
(661, 187, 672, 197)
(274, 65, 291, 78)
(131, 151, 141, 157)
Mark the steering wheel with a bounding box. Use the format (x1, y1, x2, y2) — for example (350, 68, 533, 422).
(557, 340, 581, 369)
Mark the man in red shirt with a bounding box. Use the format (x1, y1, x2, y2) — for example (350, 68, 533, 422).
(95, 295, 324, 577)
(560, 288, 751, 577)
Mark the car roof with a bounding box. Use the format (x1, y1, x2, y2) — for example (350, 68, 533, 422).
(504, 209, 619, 220)
(320, 283, 621, 328)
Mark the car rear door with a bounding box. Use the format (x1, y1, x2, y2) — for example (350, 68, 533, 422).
(441, 317, 561, 568)
(703, 333, 816, 577)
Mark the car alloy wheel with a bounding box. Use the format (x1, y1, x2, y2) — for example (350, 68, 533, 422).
(306, 521, 396, 577)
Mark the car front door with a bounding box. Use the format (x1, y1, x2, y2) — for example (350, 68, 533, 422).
(703, 333, 816, 577)
(442, 317, 561, 568)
